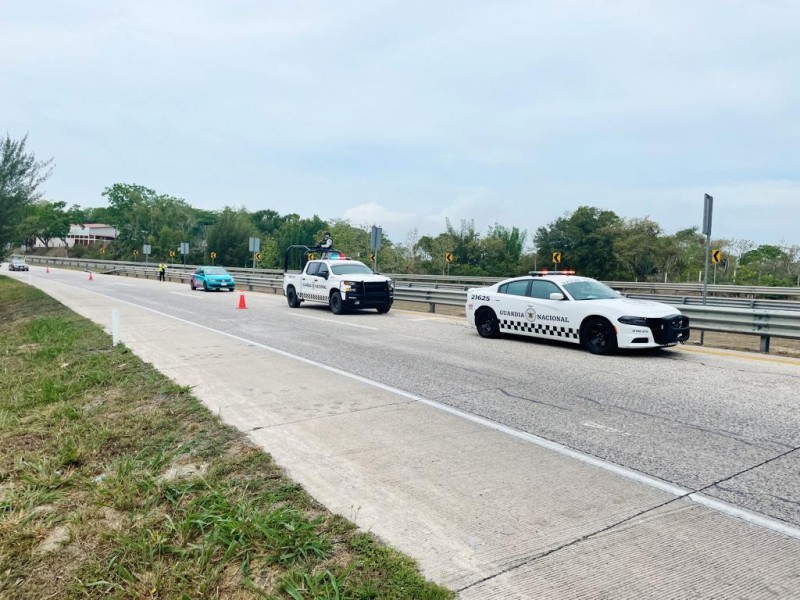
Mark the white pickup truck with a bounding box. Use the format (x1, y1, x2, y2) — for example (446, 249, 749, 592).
(283, 252, 394, 314)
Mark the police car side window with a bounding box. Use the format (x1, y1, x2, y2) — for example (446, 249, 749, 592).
(305, 262, 320, 276)
(529, 280, 560, 299)
(499, 280, 530, 296)
(317, 264, 329, 278)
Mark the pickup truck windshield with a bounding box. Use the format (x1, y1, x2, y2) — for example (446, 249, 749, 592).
(331, 263, 373, 275)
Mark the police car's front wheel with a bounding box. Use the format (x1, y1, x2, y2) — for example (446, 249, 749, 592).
(581, 317, 618, 355)
(475, 308, 500, 338)
(330, 291, 344, 315)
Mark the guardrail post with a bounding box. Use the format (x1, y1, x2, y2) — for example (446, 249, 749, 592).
(760, 335, 770, 353)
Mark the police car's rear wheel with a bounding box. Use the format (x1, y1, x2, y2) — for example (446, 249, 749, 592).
(286, 286, 301, 308)
(476, 308, 500, 338)
(330, 291, 344, 314)
(582, 317, 618, 355)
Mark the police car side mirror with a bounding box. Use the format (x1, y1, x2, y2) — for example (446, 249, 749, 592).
(549, 292, 565, 301)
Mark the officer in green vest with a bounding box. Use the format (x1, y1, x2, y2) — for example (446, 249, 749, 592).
(158, 262, 166, 282)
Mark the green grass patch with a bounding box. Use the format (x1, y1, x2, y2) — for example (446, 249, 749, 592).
(0, 277, 453, 599)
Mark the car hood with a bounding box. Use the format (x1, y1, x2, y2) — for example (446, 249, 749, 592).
(576, 297, 681, 317)
(333, 274, 390, 283)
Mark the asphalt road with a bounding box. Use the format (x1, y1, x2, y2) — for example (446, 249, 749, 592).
(10, 265, 800, 530)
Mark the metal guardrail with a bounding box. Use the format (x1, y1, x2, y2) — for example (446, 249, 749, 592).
(678, 306, 800, 353)
(20, 256, 800, 352)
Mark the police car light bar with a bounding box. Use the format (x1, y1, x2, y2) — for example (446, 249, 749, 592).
(529, 270, 576, 276)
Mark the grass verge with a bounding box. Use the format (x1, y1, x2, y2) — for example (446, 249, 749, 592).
(0, 277, 453, 600)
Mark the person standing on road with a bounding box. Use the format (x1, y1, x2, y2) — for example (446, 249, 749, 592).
(158, 262, 166, 282)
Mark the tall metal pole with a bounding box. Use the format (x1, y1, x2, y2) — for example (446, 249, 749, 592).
(701, 194, 713, 346)
(702, 194, 713, 306)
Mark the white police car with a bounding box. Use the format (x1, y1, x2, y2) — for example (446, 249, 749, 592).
(465, 271, 690, 354)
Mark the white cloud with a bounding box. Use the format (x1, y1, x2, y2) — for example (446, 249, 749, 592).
(2, 0, 799, 248)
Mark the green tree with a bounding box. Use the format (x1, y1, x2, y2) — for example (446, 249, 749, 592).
(612, 218, 661, 281)
(534, 206, 621, 279)
(737, 245, 793, 285)
(206, 207, 259, 267)
(0, 134, 53, 251)
(482, 224, 527, 276)
(18, 200, 71, 249)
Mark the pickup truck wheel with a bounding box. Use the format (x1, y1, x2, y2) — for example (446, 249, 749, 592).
(330, 291, 344, 314)
(286, 286, 301, 308)
(376, 305, 391, 314)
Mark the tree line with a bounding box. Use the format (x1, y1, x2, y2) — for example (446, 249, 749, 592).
(3, 134, 799, 285)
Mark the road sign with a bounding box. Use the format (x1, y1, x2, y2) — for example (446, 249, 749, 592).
(249, 237, 260, 252)
(369, 252, 376, 262)
(132, 250, 139, 256)
(445, 252, 455, 263)
(179, 243, 189, 255)
(370, 226, 382, 251)
(143, 244, 151, 255)
(169, 250, 175, 257)
(100, 247, 106, 254)
(552, 252, 562, 264)
(703, 194, 714, 236)
(711, 249, 722, 264)
(255, 252, 262, 260)
(210, 252, 217, 259)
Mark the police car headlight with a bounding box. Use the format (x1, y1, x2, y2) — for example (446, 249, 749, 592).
(341, 280, 356, 292)
(387, 279, 394, 290)
(618, 316, 648, 326)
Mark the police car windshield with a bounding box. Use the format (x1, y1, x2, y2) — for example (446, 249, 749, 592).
(331, 263, 373, 275)
(563, 280, 619, 300)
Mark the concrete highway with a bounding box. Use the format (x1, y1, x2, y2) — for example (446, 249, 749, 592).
(7, 264, 800, 598)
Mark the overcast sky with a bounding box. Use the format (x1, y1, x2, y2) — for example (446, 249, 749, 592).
(3, 1, 798, 248)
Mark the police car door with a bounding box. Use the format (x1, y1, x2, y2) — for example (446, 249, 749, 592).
(495, 279, 535, 336)
(525, 279, 579, 344)
(301, 261, 321, 302)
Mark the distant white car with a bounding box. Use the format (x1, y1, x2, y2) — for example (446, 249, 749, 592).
(465, 271, 690, 354)
(8, 257, 29, 271)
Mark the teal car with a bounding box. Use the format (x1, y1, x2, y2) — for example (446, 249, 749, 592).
(190, 266, 235, 292)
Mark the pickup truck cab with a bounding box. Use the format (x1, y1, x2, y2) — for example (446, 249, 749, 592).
(284, 251, 394, 314)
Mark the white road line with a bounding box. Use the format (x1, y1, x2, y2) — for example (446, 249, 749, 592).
(171, 292, 203, 298)
(32, 279, 800, 542)
(112, 283, 135, 287)
(288, 312, 379, 331)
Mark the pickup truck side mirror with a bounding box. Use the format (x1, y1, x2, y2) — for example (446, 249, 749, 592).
(549, 292, 565, 301)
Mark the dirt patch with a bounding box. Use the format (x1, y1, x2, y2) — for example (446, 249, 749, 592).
(35, 525, 70, 555)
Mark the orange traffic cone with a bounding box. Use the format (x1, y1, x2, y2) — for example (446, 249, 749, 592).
(237, 293, 247, 309)
(88, 271, 93, 281)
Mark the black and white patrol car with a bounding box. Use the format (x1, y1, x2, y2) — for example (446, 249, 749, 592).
(466, 271, 690, 354)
